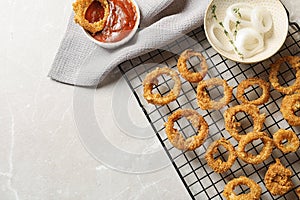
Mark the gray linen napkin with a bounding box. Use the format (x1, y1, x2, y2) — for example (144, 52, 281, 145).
(49, 0, 209, 86)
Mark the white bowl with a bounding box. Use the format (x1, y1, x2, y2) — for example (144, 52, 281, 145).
(204, 0, 288, 63)
(83, 0, 140, 49)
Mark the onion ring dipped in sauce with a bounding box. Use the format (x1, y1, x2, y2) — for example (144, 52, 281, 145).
(273, 129, 300, 153)
(94, 0, 138, 43)
(73, 0, 138, 42)
(236, 77, 270, 105)
(73, 0, 110, 34)
(223, 176, 262, 200)
(205, 138, 237, 173)
(224, 104, 266, 141)
(177, 49, 208, 83)
(264, 159, 294, 196)
(196, 78, 233, 110)
(143, 67, 181, 106)
(280, 92, 300, 126)
(236, 131, 274, 165)
(164, 109, 209, 151)
(269, 56, 300, 95)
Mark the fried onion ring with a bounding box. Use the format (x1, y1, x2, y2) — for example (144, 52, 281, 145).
(205, 138, 237, 173)
(197, 78, 233, 110)
(223, 176, 262, 200)
(273, 129, 299, 153)
(143, 67, 181, 105)
(73, 0, 110, 34)
(177, 49, 208, 83)
(236, 132, 273, 164)
(236, 77, 270, 105)
(164, 109, 209, 151)
(280, 93, 300, 126)
(224, 104, 266, 141)
(296, 187, 300, 198)
(269, 56, 300, 94)
(264, 158, 294, 196)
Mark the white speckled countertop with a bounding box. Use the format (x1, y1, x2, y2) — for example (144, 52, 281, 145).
(0, 0, 299, 199)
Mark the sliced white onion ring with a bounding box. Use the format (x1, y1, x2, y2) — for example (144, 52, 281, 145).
(251, 7, 273, 33)
(235, 27, 264, 58)
(226, 3, 253, 27)
(223, 15, 234, 38)
(210, 22, 234, 52)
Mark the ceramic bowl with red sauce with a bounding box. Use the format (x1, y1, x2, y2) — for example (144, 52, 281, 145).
(83, 0, 140, 49)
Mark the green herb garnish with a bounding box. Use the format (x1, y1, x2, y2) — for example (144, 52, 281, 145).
(233, 8, 242, 18)
(233, 20, 241, 39)
(211, 5, 244, 59)
(212, 4, 218, 20)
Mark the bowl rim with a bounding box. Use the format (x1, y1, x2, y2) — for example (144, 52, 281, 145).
(82, 0, 140, 49)
(203, 0, 289, 64)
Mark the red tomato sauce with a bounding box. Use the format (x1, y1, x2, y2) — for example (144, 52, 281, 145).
(85, 0, 137, 43)
(85, 1, 105, 23)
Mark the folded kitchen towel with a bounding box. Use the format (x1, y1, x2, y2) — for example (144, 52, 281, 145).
(48, 0, 209, 86)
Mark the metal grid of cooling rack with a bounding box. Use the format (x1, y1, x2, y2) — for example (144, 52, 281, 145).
(118, 21, 300, 199)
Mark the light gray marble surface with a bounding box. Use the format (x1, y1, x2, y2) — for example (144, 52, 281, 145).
(0, 0, 299, 199)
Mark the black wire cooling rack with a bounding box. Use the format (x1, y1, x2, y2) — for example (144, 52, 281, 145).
(118, 17, 300, 200)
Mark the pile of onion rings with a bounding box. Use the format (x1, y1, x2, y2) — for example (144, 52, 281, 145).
(164, 109, 209, 151)
(143, 67, 181, 106)
(236, 77, 270, 105)
(273, 129, 299, 153)
(197, 78, 233, 110)
(205, 138, 237, 173)
(236, 132, 273, 165)
(224, 104, 266, 141)
(73, 0, 110, 34)
(280, 92, 300, 126)
(269, 56, 300, 95)
(177, 49, 208, 83)
(140, 51, 300, 197)
(223, 176, 262, 200)
(264, 159, 294, 196)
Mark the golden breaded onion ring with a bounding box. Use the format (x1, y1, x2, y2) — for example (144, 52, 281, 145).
(280, 92, 300, 126)
(197, 78, 233, 110)
(236, 132, 273, 164)
(296, 187, 300, 198)
(164, 109, 208, 151)
(269, 56, 300, 94)
(273, 129, 299, 153)
(236, 77, 270, 105)
(264, 159, 294, 196)
(205, 138, 237, 173)
(177, 49, 208, 83)
(224, 104, 266, 141)
(73, 0, 109, 34)
(143, 67, 181, 105)
(223, 176, 262, 200)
